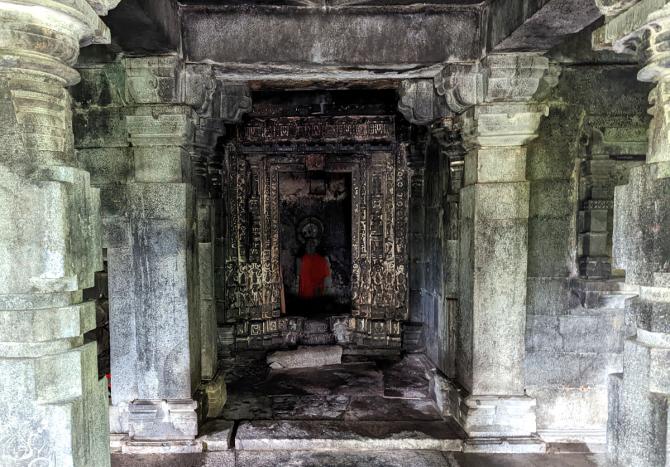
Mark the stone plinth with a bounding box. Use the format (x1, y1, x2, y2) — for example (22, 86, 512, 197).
(0, 0, 117, 466)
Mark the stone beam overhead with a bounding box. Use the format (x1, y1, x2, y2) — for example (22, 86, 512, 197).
(0, 0, 118, 466)
(178, 0, 556, 68)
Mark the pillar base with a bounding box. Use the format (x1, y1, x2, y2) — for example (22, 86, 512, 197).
(431, 374, 539, 440)
(110, 399, 199, 445)
(461, 395, 538, 438)
(201, 372, 227, 419)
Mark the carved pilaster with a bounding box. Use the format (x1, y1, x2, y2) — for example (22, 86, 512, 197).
(0, 1, 117, 466)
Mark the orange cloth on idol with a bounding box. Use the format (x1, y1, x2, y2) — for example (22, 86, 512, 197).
(298, 254, 330, 298)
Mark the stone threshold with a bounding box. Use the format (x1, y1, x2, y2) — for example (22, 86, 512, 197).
(113, 420, 602, 455)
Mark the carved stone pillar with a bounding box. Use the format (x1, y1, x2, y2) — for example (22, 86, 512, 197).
(455, 54, 552, 440)
(107, 56, 201, 451)
(595, 4, 670, 466)
(190, 115, 227, 418)
(0, 0, 117, 465)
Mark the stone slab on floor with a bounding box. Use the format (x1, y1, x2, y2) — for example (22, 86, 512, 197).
(221, 393, 273, 420)
(382, 354, 432, 399)
(198, 419, 235, 451)
(271, 394, 350, 420)
(267, 345, 343, 369)
(345, 396, 442, 421)
(112, 451, 607, 467)
(234, 449, 449, 467)
(234, 419, 465, 451)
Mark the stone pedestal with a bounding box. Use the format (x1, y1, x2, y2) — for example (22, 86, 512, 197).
(0, 1, 117, 466)
(455, 54, 552, 438)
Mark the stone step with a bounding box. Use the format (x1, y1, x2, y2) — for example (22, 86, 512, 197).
(234, 419, 465, 451)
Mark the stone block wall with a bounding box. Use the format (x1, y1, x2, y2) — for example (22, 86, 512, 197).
(524, 58, 650, 442)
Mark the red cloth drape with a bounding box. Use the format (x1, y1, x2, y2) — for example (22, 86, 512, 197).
(298, 254, 330, 298)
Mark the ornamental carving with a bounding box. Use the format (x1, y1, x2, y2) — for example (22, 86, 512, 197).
(222, 115, 408, 348)
(239, 116, 395, 144)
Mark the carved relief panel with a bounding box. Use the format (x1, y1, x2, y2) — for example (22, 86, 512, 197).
(222, 116, 410, 348)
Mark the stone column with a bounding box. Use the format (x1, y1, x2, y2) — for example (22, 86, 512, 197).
(0, 1, 117, 466)
(455, 54, 552, 439)
(107, 56, 201, 451)
(595, 4, 670, 466)
(191, 116, 227, 418)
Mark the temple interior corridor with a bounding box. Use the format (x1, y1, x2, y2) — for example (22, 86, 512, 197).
(2, 0, 670, 466)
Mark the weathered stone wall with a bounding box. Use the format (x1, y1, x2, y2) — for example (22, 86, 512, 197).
(524, 58, 650, 442)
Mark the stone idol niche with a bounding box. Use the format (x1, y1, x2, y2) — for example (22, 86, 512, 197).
(222, 92, 410, 350)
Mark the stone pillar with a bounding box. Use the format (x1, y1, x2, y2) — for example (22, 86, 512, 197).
(191, 116, 227, 418)
(455, 54, 552, 439)
(107, 56, 201, 451)
(0, 1, 117, 466)
(596, 4, 670, 466)
(433, 120, 465, 379)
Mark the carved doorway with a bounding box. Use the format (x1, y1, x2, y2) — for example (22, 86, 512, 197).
(222, 114, 409, 350)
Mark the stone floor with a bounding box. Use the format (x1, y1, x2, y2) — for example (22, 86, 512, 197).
(112, 351, 607, 466)
(112, 451, 607, 466)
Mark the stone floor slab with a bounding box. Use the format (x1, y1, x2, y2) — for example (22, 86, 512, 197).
(345, 396, 442, 421)
(382, 354, 432, 399)
(259, 362, 384, 396)
(271, 394, 350, 420)
(198, 419, 235, 451)
(233, 449, 449, 467)
(234, 420, 464, 451)
(112, 451, 608, 467)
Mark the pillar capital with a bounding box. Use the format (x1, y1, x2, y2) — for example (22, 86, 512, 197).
(638, 5, 670, 82)
(398, 52, 556, 127)
(0, 0, 113, 84)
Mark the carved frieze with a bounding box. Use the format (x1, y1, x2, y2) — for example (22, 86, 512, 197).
(239, 116, 395, 144)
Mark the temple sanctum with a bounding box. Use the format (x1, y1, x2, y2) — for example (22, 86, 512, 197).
(1, 1, 669, 466)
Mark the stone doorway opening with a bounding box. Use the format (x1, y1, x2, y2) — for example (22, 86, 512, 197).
(220, 89, 411, 352)
(279, 170, 353, 321)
